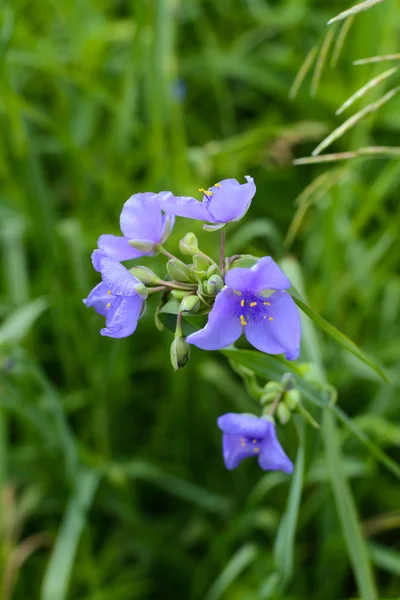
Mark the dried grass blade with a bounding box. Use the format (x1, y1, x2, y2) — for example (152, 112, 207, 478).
(354, 54, 400, 65)
(289, 45, 318, 99)
(294, 146, 400, 165)
(312, 86, 400, 156)
(330, 15, 355, 67)
(336, 67, 398, 115)
(311, 27, 336, 97)
(328, 0, 384, 25)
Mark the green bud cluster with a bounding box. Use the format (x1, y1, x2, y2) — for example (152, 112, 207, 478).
(260, 378, 302, 426)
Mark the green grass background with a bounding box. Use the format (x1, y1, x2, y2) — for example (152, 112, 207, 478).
(1, 0, 400, 598)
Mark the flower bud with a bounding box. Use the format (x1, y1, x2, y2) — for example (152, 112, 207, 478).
(260, 382, 283, 406)
(167, 259, 192, 283)
(170, 336, 190, 370)
(129, 266, 161, 285)
(180, 295, 200, 314)
(277, 403, 291, 425)
(133, 283, 148, 299)
(179, 232, 199, 256)
(128, 239, 155, 253)
(192, 254, 209, 272)
(206, 275, 224, 296)
(207, 264, 220, 278)
(285, 389, 301, 411)
(171, 290, 188, 300)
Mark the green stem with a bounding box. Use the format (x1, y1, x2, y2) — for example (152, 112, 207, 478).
(219, 229, 226, 274)
(159, 280, 197, 291)
(156, 245, 179, 261)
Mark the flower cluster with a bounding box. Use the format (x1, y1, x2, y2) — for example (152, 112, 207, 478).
(84, 176, 302, 474)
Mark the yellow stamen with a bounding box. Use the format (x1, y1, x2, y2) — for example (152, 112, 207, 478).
(252, 439, 257, 444)
(254, 448, 260, 453)
(268, 317, 274, 321)
(249, 302, 257, 307)
(203, 190, 212, 197)
(107, 290, 111, 295)
(240, 315, 247, 326)
(214, 182, 221, 187)
(240, 299, 245, 307)
(198, 188, 205, 192)
(263, 301, 270, 306)
(106, 302, 111, 308)
(233, 290, 242, 296)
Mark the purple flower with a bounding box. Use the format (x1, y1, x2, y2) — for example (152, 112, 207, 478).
(97, 192, 175, 261)
(159, 177, 256, 229)
(186, 257, 301, 360)
(217, 413, 293, 472)
(83, 252, 145, 338)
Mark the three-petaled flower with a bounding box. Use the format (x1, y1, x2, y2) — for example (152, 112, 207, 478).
(83, 251, 145, 338)
(186, 257, 301, 360)
(159, 177, 256, 230)
(97, 192, 175, 261)
(217, 413, 293, 472)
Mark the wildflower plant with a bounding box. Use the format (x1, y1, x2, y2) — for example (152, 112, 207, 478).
(84, 176, 387, 476)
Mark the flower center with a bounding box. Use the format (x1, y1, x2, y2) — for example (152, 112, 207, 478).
(198, 182, 221, 200)
(240, 436, 261, 454)
(235, 292, 273, 327)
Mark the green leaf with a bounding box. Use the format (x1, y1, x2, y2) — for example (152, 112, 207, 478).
(204, 544, 258, 600)
(0, 297, 47, 345)
(274, 419, 305, 586)
(323, 412, 378, 600)
(290, 291, 389, 383)
(41, 467, 100, 600)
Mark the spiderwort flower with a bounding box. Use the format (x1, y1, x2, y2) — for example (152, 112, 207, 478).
(97, 192, 175, 261)
(186, 257, 301, 360)
(217, 413, 293, 472)
(159, 177, 256, 229)
(83, 252, 145, 338)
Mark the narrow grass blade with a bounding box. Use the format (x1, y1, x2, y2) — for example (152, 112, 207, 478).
(274, 419, 305, 586)
(40, 468, 100, 600)
(312, 86, 400, 155)
(289, 45, 318, 99)
(311, 27, 336, 97)
(290, 292, 389, 382)
(336, 67, 398, 115)
(204, 544, 258, 600)
(328, 0, 384, 25)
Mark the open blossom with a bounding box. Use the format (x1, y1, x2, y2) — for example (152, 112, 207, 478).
(83, 252, 145, 338)
(159, 177, 256, 229)
(186, 257, 301, 360)
(97, 192, 175, 261)
(217, 413, 293, 472)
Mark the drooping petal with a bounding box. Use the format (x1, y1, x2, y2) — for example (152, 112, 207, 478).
(159, 192, 212, 221)
(83, 282, 112, 316)
(258, 424, 293, 474)
(186, 288, 242, 350)
(99, 255, 141, 297)
(101, 295, 144, 338)
(160, 213, 175, 243)
(98, 234, 142, 261)
(217, 413, 271, 438)
(207, 176, 256, 223)
(245, 291, 300, 359)
(222, 433, 253, 470)
(120, 192, 163, 243)
(225, 257, 291, 294)
(91, 249, 103, 272)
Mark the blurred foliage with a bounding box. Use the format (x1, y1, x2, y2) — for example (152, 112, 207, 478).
(1, 0, 400, 598)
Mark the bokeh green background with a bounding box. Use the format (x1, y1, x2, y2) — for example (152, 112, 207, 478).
(1, 0, 400, 598)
